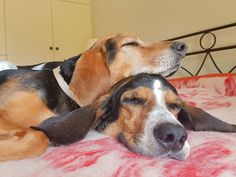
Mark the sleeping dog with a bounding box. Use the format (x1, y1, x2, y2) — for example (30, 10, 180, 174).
(33, 73, 236, 160)
(0, 33, 188, 161)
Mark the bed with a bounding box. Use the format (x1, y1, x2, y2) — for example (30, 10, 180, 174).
(1, 23, 236, 177)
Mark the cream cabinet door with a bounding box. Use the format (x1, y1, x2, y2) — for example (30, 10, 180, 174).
(52, 0, 92, 60)
(0, 0, 6, 60)
(5, 0, 54, 65)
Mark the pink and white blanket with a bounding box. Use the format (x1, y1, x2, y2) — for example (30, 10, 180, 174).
(1, 73, 236, 177)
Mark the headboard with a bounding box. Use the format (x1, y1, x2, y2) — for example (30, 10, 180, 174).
(166, 22, 236, 77)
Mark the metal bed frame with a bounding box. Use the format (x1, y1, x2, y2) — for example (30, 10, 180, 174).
(166, 22, 236, 76)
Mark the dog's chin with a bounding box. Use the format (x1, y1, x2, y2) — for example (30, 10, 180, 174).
(166, 141, 190, 161)
(160, 64, 181, 78)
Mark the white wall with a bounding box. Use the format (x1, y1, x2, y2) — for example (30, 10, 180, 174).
(91, 0, 236, 77)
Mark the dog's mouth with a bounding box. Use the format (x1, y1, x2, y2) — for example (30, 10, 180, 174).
(153, 48, 186, 78)
(118, 133, 190, 161)
(165, 141, 190, 160)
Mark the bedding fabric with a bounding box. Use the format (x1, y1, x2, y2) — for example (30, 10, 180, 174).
(0, 73, 236, 177)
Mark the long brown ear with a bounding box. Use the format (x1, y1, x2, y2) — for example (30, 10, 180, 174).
(31, 106, 97, 145)
(179, 103, 236, 132)
(31, 92, 110, 145)
(69, 50, 111, 106)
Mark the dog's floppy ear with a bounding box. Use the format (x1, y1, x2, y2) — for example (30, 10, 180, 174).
(31, 106, 96, 145)
(31, 92, 110, 145)
(69, 50, 111, 106)
(179, 103, 236, 132)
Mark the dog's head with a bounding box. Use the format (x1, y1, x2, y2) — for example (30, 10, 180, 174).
(64, 33, 187, 106)
(86, 33, 187, 78)
(94, 73, 190, 160)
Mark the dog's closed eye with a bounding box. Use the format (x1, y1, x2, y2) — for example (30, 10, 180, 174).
(122, 41, 140, 47)
(122, 97, 146, 105)
(168, 103, 181, 110)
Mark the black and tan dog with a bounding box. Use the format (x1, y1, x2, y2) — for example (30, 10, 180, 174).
(34, 73, 236, 160)
(0, 33, 189, 161)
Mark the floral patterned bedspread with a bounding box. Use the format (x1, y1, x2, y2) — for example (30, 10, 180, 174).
(1, 73, 236, 177)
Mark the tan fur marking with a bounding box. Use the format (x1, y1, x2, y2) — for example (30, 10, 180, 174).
(0, 83, 52, 161)
(0, 118, 49, 161)
(165, 90, 182, 117)
(0, 91, 55, 127)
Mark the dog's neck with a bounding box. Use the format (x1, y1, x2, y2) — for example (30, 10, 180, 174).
(53, 67, 83, 106)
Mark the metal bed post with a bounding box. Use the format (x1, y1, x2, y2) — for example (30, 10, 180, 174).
(166, 22, 236, 76)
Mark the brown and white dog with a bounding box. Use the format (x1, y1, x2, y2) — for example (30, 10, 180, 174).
(34, 73, 236, 161)
(0, 33, 188, 161)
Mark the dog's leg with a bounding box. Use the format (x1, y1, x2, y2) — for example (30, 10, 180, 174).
(179, 103, 236, 132)
(0, 118, 49, 161)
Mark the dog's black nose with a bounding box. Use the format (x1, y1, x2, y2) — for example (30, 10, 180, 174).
(171, 42, 188, 56)
(154, 123, 188, 151)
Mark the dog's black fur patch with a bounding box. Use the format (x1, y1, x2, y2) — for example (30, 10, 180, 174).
(0, 69, 16, 85)
(105, 38, 117, 64)
(60, 54, 81, 84)
(17, 61, 62, 70)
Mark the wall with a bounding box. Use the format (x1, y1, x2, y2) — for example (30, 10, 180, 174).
(91, 0, 236, 77)
(0, 0, 6, 60)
